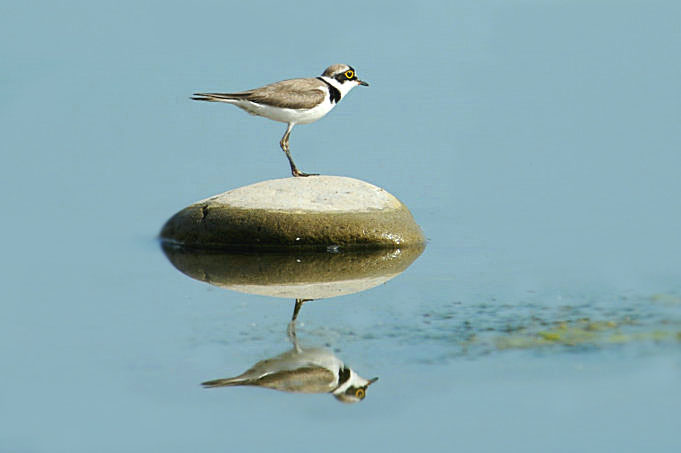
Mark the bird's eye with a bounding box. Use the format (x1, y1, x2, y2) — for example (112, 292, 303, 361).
(355, 388, 365, 399)
(345, 70, 354, 79)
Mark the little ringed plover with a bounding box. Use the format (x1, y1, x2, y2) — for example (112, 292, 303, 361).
(192, 64, 369, 177)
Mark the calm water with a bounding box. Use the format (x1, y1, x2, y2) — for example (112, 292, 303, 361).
(2, 1, 681, 452)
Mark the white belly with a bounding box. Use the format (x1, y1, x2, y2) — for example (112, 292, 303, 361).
(235, 98, 336, 125)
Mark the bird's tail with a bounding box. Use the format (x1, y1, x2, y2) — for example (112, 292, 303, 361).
(191, 92, 249, 102)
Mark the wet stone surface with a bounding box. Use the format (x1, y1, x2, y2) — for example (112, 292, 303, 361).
(160, 176, 426, 250)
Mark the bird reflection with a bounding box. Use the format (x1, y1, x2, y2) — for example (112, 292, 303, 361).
(202, 299, 378, 403)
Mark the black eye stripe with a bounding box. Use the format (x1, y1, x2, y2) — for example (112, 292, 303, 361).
(333, 68, 357, 84)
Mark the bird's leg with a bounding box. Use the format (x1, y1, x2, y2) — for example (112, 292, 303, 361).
(279, 124, 319, 177)
(287, 298, 314, 352)
(291, 298, 314, 323)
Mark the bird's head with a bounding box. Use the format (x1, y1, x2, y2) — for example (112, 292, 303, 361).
(332, 369, 378, 404)
(321, 64, 369, 98)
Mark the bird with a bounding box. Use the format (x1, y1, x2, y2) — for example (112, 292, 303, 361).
(191, 64, 369, 177)
(202, 299, 378, 403)
(202, 347, 378, 403)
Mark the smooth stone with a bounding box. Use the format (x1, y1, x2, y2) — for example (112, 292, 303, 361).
(161, 243, 424, 299)
(160, 176, 425, 250)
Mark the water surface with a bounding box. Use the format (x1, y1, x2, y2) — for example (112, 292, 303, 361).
(2, 1, 680, 452)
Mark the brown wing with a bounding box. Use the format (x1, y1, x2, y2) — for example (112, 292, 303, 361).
(193, 78, 326, 109)
(244, 78, 326, 109)
(255, 367, 336, 393)
(202, 366, 337, 393)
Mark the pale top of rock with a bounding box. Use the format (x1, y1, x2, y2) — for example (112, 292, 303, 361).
(199, 176, 403, 212)
(219, 274, 400, 299)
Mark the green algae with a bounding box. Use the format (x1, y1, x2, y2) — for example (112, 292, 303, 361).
(492, 317, 679, 351)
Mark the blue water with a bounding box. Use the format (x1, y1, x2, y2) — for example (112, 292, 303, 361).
(2, 1, 681, 452)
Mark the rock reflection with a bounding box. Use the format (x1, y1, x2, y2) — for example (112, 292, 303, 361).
(160, 242, 424, 402)
(202, 299, 378, 403)
(161, 242, 424, 299)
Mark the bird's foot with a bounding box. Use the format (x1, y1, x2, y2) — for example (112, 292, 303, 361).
(292, 169, 320, 177)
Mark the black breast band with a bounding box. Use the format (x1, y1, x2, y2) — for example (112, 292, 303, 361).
(316, 77, 341, 104)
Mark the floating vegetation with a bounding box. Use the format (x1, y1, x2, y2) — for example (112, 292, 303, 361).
(283, 290, 681, 363)
(493, 317, 679, 351)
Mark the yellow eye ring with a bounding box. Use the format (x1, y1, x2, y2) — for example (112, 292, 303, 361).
(355, 388, 365, 399)
(345, 70, 354, 79)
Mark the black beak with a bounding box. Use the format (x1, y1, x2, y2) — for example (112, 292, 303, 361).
(358, 79, 369, 87)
